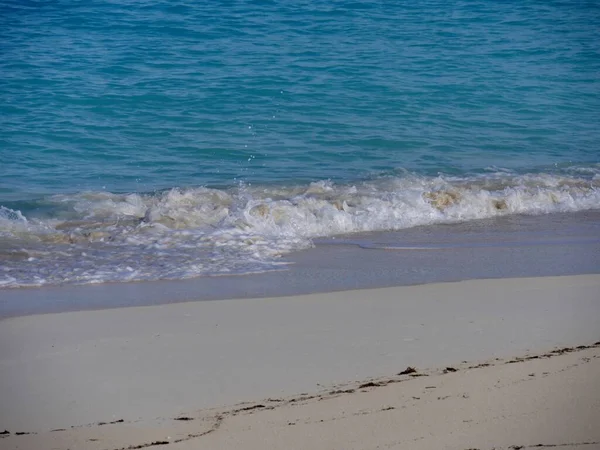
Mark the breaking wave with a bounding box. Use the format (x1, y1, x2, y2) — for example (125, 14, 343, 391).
(1, 168, 599, 288)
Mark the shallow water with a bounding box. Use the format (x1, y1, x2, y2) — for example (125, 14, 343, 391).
(1, 171, 599, 288)
(2, 211, 599, 317)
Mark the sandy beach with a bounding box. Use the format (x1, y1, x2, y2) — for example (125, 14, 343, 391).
(3, 0, 600, 447)
(1, 274, 599, 449)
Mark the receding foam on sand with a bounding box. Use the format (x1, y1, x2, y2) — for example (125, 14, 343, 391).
(0, 275, 599, 449)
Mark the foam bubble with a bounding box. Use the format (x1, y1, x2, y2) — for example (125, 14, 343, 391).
(1, 169, 599, 288)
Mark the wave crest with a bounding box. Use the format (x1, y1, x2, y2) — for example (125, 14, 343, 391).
(1, 169, 599, 287)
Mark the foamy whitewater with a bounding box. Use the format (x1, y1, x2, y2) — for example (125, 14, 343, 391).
(2, 1, 599, 288)
(1, 167, 599, 287)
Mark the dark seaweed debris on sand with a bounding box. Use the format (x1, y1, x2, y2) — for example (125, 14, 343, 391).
(398, 366, 417, 375)
(236, 404, 266, 412)
(359, 381, 383, 389)
(329, 389, 356, 395)
(98, 419, 125, 426)
(127, 440, 170, 449)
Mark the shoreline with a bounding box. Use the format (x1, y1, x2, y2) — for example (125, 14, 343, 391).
(1, 274, 599, 450)
(2, 210, 600, 318)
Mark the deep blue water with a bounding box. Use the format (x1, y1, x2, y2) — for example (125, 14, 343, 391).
(1, 0, 599, 287)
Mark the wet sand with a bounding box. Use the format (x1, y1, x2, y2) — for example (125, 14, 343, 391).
(2, 211, 599, 318)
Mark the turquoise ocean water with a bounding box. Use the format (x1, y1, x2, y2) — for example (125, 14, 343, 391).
(1, 0, 599, 288)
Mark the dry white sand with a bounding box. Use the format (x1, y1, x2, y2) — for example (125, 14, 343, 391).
(1, 275, 599, 450)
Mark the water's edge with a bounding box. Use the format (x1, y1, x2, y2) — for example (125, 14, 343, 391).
(2, 210, 598, 318)
(2, 168, 599, 288)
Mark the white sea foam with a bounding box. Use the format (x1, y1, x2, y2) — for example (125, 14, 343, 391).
(1, 170, 599, 288)
(0, 206, 28, 228)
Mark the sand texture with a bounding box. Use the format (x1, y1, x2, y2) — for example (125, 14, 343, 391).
(1, 275, 599, 449)
(1, 344, 599, 450)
